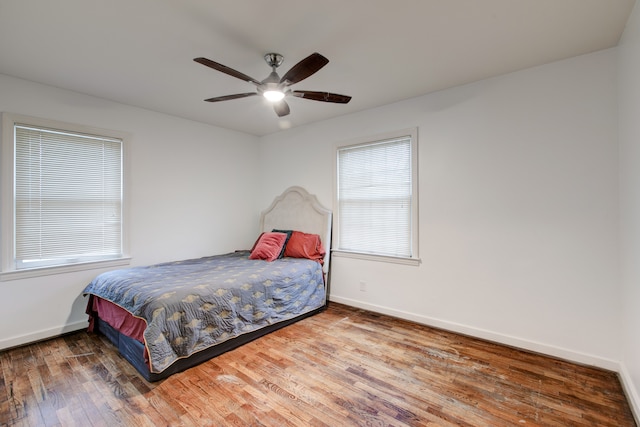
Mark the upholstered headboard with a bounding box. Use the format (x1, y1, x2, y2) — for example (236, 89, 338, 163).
(260, 186, 332, 275)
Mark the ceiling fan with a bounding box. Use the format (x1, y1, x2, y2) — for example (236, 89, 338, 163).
(193, 52, 352, 117)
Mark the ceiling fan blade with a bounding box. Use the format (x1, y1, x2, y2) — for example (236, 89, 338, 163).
(194, 57, 262, 86)
(204, 92, 258, 102)
(273, 100, 290, 117)
(292, 90, 352, 103)
(280, 53, 329, 85)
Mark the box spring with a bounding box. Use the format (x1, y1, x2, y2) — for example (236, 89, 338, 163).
(93, 304, 326, 382)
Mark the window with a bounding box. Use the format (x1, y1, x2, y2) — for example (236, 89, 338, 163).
(1, 113, 130, 279)
(335, 128, 419, 264)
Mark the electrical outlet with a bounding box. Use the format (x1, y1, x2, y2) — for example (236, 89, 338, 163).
(359, 281, 367, 292)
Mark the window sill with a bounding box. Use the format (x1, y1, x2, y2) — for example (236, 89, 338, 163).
(0, 257, 132, 282)
(331, 250, 421, 266)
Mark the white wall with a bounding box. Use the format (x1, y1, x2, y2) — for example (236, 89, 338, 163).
(0, 74, 261, 349)
(259, 49, 621, 369)
(619, 0, 640, 417)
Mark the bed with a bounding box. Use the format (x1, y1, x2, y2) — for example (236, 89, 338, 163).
(83, 186, 332, 382)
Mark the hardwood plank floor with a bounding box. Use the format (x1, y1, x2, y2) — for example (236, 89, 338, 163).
(1, 302, 636, 426)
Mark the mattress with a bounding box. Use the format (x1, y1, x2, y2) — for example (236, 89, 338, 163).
(84, 250, 326, 376)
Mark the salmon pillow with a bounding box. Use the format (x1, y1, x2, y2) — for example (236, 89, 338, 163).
(271, 229, 293, 259)
(283, 231, 326, 264)
(249, 232, 288, 262)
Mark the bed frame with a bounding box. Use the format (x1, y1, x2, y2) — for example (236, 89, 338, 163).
(260, 185, 332, 278)
(92, 186, 332, 382)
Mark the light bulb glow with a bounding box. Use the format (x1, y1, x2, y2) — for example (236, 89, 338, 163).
(263, 90, 285, 102)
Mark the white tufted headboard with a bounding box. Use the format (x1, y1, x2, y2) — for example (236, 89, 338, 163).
(260, 186, 332, 275)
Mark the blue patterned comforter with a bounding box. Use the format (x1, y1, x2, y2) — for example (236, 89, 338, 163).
(83, 251, 326, 373)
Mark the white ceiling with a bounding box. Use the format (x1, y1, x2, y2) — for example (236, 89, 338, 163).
(0, 0, 635, 136)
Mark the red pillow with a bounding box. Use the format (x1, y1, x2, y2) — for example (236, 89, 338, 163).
(249, 232, 288, 262)
(283, 231, 326, 264)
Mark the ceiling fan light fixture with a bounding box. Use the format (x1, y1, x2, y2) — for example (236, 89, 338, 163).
(263, 90, 285, 102)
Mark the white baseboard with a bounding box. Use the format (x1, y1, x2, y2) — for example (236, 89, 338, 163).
(0, 320, 88, 351)
(329, 295, 620, 371)
(619, 363, 640, 425)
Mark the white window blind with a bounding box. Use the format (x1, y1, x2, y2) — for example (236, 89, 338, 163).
(14, 124, 123, 269)
(337, 136, 414, 258)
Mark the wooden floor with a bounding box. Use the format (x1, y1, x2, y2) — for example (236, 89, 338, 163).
(0, 303, 636, 427)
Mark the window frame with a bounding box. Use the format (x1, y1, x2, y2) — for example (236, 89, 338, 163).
(0, 113, 131, 281)
(333, 128, 420, 266)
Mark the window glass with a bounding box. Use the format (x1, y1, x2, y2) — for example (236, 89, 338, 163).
(14, 125, 123, 269)
(336, 129, 418, 261)
(1, 113, 129, 276)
